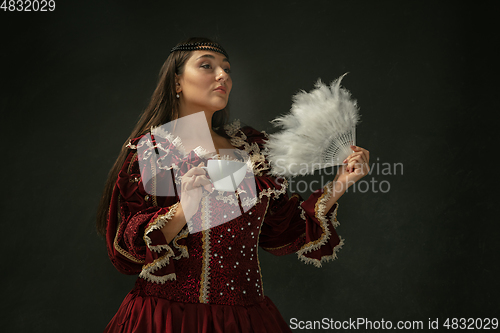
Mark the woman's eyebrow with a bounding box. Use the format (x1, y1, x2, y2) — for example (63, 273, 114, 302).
(196, 54, 230, 63)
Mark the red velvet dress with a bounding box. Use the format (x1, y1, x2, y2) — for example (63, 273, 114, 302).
(104, 121, 343, 333)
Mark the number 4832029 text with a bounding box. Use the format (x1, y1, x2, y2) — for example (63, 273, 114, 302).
(1, 0, 55, 11)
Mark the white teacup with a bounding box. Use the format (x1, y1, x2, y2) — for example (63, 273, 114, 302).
(202, 160, 247, 192)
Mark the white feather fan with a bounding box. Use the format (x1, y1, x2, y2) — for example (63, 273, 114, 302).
(265, 73, 360, 177)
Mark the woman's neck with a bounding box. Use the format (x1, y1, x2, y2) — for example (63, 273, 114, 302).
(171, 108, 224, 153)
(177, 108, 221, 138)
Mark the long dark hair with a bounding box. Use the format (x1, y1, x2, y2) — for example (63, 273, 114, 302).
(96, 37, 230, 236)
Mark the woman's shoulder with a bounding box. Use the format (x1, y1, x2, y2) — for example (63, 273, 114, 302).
(223, 120, 269, 149)
(126, 134, 147, 150)
(125, 120, 269, 158)
(126, 128, 184, 155)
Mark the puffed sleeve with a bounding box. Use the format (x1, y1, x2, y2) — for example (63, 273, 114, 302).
(105, 137, 186, 283)
(237, 126, 343, 268)
(259, 180, 343, 267)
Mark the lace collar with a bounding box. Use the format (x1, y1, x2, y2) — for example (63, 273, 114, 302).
(126, 119, 268, 176)
(149, 119, 256, 161)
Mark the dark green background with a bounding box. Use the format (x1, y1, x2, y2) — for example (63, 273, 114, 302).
(1, 1, 498, 332)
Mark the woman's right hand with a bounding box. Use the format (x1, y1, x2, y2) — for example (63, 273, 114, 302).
(179, 162, 213, 221)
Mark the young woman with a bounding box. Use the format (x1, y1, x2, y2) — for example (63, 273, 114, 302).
(97, 37, 370, 333)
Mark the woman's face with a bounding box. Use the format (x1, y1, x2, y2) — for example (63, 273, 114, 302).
(176, 50, 232, 113)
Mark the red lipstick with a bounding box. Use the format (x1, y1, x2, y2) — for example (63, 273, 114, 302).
(214, 86, 226, 93)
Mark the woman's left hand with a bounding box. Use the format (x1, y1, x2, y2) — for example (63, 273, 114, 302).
(335, 145, 370, 189)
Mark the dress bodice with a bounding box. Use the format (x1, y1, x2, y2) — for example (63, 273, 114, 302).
(106, 120, 343, 308)
(135, 193, 270, 306)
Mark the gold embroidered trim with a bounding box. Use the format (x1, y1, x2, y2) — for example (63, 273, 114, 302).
(199, 196, 211, 303)
(330, 205, 340, 228)
(296, 181, 343, 268)
(126, 140, 137, 150)
(215, 192, 239, 206)
(241, 195, 258, 207)
(306, 237, 344, 266)
(224, 119, 242, 137)
(127, 152, 138, 174)
(127, 148, 157, 207)
(141, 253, 172, 271)
(299, 202, 307, 221)
(223, 120, 270, 177)
(143, 202, 179, 252)
(138, 202, 180, 284)
(138, 255, 176, 284)
(172, 227, 189, 260)
(255, 197, 271, 297)
(258, 177, 288, 202)
(113, 195, 145, 264)
(214, 190, 258, 208)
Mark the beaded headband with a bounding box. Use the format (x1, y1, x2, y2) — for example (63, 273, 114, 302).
(170, 42, 229, 59)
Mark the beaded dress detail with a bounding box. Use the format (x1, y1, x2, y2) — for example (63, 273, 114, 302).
(104, 121, 343, 333)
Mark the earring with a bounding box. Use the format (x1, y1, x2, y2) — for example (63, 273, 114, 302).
(176, 93, 180, 98)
